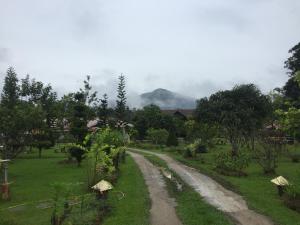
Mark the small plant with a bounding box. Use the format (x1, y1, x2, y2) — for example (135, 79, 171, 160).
(214, 151, 250, 176)
(183, 139, 208, 158)
(183, 145, 194, 158)
(66, 144, 86, 167)
(290, 153, 300, 163)
(283, 185, 300, 213)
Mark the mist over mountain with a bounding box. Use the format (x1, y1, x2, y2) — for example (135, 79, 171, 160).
(140, 88, 196, 109)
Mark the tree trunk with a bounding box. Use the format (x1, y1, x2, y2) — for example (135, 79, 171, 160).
(231, 140, 239, 157)
(39, 147, 42, 158)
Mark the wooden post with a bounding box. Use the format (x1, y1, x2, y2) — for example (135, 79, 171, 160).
(1, 159, 10, 200)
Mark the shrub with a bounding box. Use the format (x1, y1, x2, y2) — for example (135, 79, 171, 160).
(166, 130, 178, 146)
(254, 132, 284, 174)
(214, 151, 250, 176)
(213, 138, 227, 145)
(183, 145, 194, 158)
(85, 128, 125, 186)
(193, 139, 208, 153)
(283, 185, 300, 213)
(146, 128, 169, 145)
(290, 153, 300, 163)
(67, 144, 86, 166)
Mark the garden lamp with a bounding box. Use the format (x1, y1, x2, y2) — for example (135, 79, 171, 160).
(271, 176, 289, 196)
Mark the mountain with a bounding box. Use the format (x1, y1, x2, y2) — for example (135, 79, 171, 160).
(140, 88, 196, 109)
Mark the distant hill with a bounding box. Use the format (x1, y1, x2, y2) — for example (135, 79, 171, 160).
(140, 88, 196, 109)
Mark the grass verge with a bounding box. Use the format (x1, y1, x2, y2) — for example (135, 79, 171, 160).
(102, 154, 150, 225)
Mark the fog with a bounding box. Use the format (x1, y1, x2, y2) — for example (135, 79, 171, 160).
(0, 0, 300, 106)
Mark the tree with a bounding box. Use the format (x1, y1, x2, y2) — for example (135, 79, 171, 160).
(275, 107, 300, 141)
(0, 68, 25, 158)
(1, 67, 19, 108)
(115, 74, 127, 121)
(283, 42, 300, 107)
(132, 104, 178, 139)
(283, 77, 300, 107)
(254, 131, 283, 174)
(68, 144, 86, 167)
(98, 93, 109, 125)
(146, 128, 169, 145)
(285, 42, 300, 77)
(166, 130, 178, 146)
(70, 92, 89, 144)
(19, 75, 58, 153)
(69, 76, 98, 143)
(195, 84, 272, 156)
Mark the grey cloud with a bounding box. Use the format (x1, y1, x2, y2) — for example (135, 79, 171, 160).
(0, 0, 299, 103)
(0, 48, 11, 63)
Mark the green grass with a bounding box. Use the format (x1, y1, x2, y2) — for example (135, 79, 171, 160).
(0, 149, 151, 225)
(102, 155, 150, 225)
(140, 153, 233, 225)
(0, 149, 87, 225)
(132, 143, 300, 225)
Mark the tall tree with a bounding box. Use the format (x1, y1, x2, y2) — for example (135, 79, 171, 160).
(98, 93, 109, 124)
(0, 68, 27, 158)
(1, 67, 19, 108)
(70, 92, 89, 144)
(115, 74, 127, 121)
(285, 42, 300, 77)
(195, 84, 272, 156)
(283, 42, 300, 107)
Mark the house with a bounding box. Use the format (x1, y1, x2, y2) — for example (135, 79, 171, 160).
(161, 109, 194, 120)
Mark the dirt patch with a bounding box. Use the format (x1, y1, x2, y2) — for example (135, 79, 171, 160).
(128, 151, 182, 225)
(129, 148, 273, 225)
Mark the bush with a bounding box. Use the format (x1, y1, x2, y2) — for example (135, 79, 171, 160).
(193, 139, 208, 153)
(85, 128, 125, 186)
(67, 144, 86, 166)
(166, 131, 178, 146)
(290, 153, 300, 163)
(254, 133, 284, 174)
(213, 138, 227, 145)
(183, 145, 194, 158)
(214, 151, 250, 176)
(182, 139, 207, 158)
(283, 185, 300, 213)
(146, 128, 169, 145)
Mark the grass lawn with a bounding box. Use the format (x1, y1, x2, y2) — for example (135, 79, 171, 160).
(140, 152, 234, 225)
(131, 143, 300, 225)
(102, 154, 150, 225)
(0, 149, 87, 225)
(0, 150, 150, 225)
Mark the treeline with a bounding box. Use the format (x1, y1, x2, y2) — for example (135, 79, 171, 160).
(0, 41, 299, 163)
(0, 71, 128, 159)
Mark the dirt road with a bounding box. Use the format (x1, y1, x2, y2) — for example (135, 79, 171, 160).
(128, 148, 273, 225)
(128, 151, 182, 225)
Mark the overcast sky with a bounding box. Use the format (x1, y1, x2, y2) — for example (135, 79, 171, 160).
(0, 0, 299, 106)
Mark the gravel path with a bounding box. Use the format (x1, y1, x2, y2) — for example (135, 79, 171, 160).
(128, 148, 273, 225)
(128, 151, 182, 225)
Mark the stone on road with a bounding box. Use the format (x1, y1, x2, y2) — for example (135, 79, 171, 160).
(128, 148, 273, 225)
(128, 151, 182, 225)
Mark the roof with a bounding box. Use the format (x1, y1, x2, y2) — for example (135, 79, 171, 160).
(161, 109, 194, 118)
